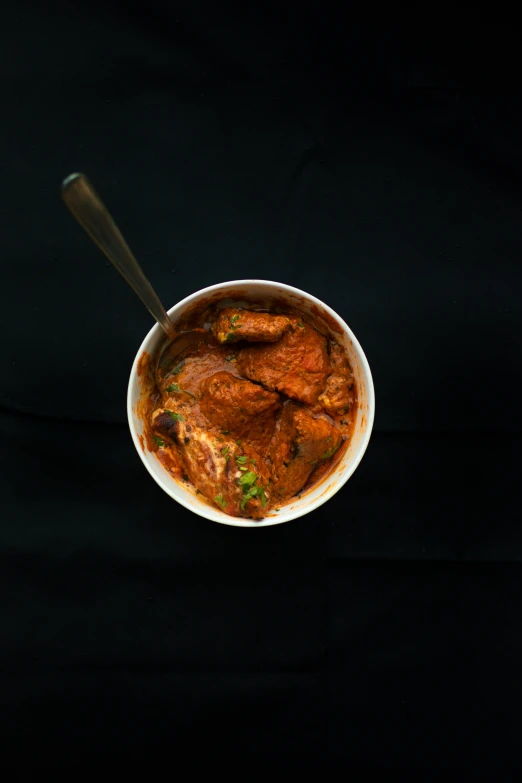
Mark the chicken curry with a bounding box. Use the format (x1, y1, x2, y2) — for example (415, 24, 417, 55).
(146, 305, 356, 519)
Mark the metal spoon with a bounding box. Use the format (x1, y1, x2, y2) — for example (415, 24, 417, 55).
(61, 172, 214, 380)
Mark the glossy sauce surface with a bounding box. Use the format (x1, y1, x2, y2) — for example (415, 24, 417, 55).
(142, 303, 357, 519)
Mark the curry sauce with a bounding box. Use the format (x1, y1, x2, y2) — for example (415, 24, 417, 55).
(142, 304, 357, 519)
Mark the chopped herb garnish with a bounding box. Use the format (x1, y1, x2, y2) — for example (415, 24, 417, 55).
(166, 382, 194, 398)
(221, 446, 230, 456)
(214, 494, 226, 509)
(225, 332, 235, 341)
(236, 440, 242, 446)
(250, 458, 256, 465)
(165, 410, 184, 422)
(153, 435, 165, 448)
(320, 444, 338, 460)
(235, 455, 248, 464)
(239, 466, 248, 471)
(231, 314, 240, 324)
(225, 354, 236, 362)
(297, 322, 305, 328)
(239, 471, 257, 488)
(238, 469, 267, 511)
(169, 361, 185, 376)
(240, 485, 259, 510)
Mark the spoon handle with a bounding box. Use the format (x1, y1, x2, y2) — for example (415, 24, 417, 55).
(61, 172, 176, 339)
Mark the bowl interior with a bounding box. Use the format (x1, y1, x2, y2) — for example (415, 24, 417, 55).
(127, 280, 374, 527)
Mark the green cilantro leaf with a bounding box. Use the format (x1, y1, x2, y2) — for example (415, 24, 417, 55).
(165, 410, 184, 422)
(235, 455, 248, 464)
(153, 436, 165, 448)
(214, 494, 226, 509)
(221, 446, 230, 456)
(240, 485, 259, 510)
(165, 383, 180, 393)
(239, 471, 257, 488)
(320, 444, 339, 460)
(240, 483, 267, 511)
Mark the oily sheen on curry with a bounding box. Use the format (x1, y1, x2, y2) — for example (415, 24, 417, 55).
(147, 307, 356, 519)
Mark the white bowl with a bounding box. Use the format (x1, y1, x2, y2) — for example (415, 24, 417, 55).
(127, 280, 375, 527)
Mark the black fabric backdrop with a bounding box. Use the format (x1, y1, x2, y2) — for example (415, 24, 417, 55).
(1, 1, 521, 774)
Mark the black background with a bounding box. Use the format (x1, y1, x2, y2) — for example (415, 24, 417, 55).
(2, 1, 521, 774)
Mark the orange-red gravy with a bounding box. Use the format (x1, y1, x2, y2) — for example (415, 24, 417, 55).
(138, 303, 357, 514)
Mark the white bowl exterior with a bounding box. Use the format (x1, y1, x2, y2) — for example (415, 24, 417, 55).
(127, 280, 375, 527)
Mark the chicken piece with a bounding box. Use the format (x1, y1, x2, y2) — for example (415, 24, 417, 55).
(270, 403, 343, 502)
(236, 320, 330, 406)
(211, 308, 291, 344)
(199, 371, 281, 447)
(151, 408, 270, 518)
(161, 342, 240, 402)
(318, 341, 355, 416)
